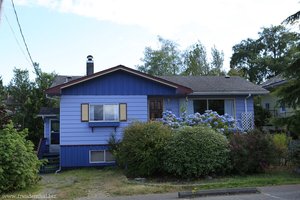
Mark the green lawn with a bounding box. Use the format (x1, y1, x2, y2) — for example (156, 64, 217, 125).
(2, 168, 300, 200)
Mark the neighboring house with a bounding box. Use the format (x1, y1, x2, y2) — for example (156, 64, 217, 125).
(38, 56, 268, 169)
(260, 75, 297, 118)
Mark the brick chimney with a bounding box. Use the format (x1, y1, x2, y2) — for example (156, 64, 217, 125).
(86, 55, 94, 76)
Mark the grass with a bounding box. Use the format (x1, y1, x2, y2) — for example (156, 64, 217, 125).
(2, 167, 300, 200)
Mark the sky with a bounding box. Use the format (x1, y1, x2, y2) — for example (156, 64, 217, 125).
(0, 0, 299, 85)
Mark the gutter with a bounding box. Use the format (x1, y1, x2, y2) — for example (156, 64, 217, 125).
(244, 94, 252, 112)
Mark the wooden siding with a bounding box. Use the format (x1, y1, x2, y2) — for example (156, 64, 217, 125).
(163, 98, 180, 116)
(60, 145, 115, 167)
(61, 70, 177, 95)
(60, 95, 148, 145)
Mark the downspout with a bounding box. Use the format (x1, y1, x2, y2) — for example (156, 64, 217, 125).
(244, 93, 252, 112)
(55, 166, 61, 174)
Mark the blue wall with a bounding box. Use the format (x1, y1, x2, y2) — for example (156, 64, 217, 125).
(60, 95, 148, 145)
(61, 145, 115, 167)
(62, 70, 177, 95)
(163, 98, 180, 116)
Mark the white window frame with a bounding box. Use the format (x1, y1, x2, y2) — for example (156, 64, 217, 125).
(89, 104, 119, 122)
(89, 150, 115, 163)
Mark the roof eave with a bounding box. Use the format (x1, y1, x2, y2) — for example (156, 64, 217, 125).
(189, 91, 269, 95)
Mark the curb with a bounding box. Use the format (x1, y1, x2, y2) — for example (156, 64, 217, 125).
(178, 187, 260, 198)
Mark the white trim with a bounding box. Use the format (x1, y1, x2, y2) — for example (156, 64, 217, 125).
(89, 150, 115, 163)
(61, 67, 179, 90)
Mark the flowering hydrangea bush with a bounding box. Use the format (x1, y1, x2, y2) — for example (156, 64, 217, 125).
(161, 110, 239, 133)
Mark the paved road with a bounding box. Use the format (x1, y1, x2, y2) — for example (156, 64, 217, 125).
(102, 184, 300, 200)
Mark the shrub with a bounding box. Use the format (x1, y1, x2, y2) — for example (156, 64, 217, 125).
(289, 140, 300, 167)
(0, 122, 42, 194)
(117, 121, 172, 177)
(254, 104, 271, 128)
(163, 126, 230, 178)
(229, 129, 276, 174)
(161, 110, 238, 134)
(273, 133, 290, 165)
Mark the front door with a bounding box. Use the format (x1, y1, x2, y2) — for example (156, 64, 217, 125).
(149, 98, 163, 120)
(50, 119, 60, 153)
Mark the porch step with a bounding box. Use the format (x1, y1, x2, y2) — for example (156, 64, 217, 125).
(40, 153, 60, 174)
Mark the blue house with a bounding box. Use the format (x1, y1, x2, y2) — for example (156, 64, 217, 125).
(38, 56, 268, 170)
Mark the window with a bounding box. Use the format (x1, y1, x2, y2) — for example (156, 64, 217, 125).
(193, 100, 207, 114)
(208, 100, 224, 115)
(89, 150, 115, 163)
(149, 98, 163, 120)
(89, 104, 119, 122)
(50, 120, 59, 144)
(193, 99, 225, 115)
(265, 103, 270, 110)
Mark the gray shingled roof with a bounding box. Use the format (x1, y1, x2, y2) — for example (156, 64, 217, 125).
(260, 75, 286, 89)
(50, 74, 268, 95)
(160, 76, 268, 95)
(38, 107, 59, 116)
(51, 75, 82, 87)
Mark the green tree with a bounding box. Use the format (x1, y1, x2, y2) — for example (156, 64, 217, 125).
(6, 65, 56, 145)
(274, 11, 300, 137)
(210, 45, 226, 75)
(182, 41, 210, 75)
(283, 10, 300, 25)
(137, 36, 182, 76)
(0, 122, 42, 193)
(0, 77, 5, 100)
(7, 68, 33, 130)
(230, 25, 300, 84)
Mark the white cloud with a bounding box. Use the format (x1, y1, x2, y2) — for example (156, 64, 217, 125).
(15, 0, 297, 37)
(13, 0, 300, 69)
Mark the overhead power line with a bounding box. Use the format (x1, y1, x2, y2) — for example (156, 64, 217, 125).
(4, 14, 32, 66)
(11, 0, 35, 67)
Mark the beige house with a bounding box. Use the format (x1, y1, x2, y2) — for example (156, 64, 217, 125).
(260, 75, 296, 118)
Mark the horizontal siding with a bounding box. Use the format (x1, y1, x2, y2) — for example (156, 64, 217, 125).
(60, 95, 147, 145)
(163, 98, 180, 116)
(62, 70, 177, 95)
(61, 145, 115, 167)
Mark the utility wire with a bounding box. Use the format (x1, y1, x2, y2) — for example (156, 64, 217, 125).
(4, 13, 32, 66)
(10, 0, 35, 67)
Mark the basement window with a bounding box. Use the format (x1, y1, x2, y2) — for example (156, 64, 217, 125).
(89, 150, 115, 163)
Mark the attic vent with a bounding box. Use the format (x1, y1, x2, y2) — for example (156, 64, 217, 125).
(65, 76, 72, 83)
